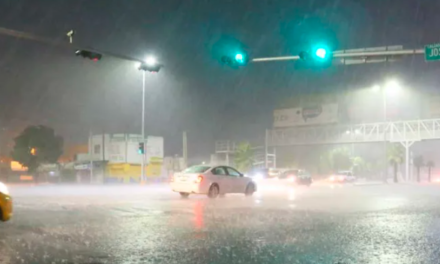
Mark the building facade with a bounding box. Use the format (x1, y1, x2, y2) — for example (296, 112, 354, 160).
(74, 133, 164, 183)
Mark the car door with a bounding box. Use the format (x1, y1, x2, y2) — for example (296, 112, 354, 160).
(210, 166, 230, 193)
(225, 167, 248, 193)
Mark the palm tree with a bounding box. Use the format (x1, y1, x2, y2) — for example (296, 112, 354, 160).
(351, 156, 366, 176)
(234, 141, 254, 172)
(413, 155, 425, 183)
(387, 143, 405, 183)
(427, 160, 435, 182)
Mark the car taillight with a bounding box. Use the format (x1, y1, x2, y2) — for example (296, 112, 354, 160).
(195, 175, 203, 183)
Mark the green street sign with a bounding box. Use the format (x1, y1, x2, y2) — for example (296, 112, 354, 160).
(425, 43, 440, 61)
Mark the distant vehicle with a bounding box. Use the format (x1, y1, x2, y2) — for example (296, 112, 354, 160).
(329, 170, 356, 183)
(278, 169, 313, 186)
(247, 168, 269, 181)
(170, 165, 257, 198)
(247, 167, 289, 181)
(0, 182, 12, 222)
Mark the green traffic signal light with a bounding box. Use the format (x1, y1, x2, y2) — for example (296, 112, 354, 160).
(235, 53, 244, 63)
(315, 48, 327, 59)
(138, 142, 145, 154)
(221, 52, 248, 67)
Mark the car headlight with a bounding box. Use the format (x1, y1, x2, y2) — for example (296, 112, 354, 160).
(0, 182, 9, 195)
(253, 173, 263, 181)
(329, 176, 335, 181)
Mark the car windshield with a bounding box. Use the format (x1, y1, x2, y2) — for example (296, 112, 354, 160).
(182, 165, 211, 173)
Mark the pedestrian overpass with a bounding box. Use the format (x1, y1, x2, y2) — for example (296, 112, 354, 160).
(267, 118, 440, 181)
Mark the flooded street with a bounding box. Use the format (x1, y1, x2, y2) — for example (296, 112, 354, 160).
(2, 183, 440, 263)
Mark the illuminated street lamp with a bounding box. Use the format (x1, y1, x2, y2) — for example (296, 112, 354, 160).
(371, 78, 403, 182)
(136, 55, 160, 183)
(384, 79, 401, 95)
(145, 56, 156, 66)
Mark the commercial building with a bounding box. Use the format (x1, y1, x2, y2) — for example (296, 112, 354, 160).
(74, 133, 164, 183)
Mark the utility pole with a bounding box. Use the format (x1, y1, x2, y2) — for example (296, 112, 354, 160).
(182, 131, 187, 168)
(382, 90, 388, 183)
(89, 130, 94, 181)
(102, 132, 105, 182)
(265, 129, 268, 168)
(141, 71, 146, 184)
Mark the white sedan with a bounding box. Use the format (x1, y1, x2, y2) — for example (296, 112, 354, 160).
(170, 165, 257, 198)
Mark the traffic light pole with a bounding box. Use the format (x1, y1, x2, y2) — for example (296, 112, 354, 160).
(251, 48, 424, 62)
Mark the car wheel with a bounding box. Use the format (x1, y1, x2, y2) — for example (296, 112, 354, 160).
(245, 183, 255, 196)
(208, 184, 219, 199)
(179, 192, 190, 198)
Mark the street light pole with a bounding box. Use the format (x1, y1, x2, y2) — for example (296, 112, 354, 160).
(141, 70, 146, 183)
(137, 56, 161, 184)
(383, 89, 388, 183)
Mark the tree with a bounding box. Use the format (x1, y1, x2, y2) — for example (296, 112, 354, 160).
(387, 143, 405, 183)
(330, 147, 352, 171)
(413, 155, 425, 183)
(319, 147, 352, 173)
(351, 156, 369, 176)
(319, 150, 332, 174)
(234, 141, 254, 172)
(427, 160, 435, 182)
(11, 125, 63, 175)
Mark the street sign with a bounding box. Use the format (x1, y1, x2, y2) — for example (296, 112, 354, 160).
(425, 43, 440, 61)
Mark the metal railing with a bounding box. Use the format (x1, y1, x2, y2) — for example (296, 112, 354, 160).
(268, 119, 440, 146)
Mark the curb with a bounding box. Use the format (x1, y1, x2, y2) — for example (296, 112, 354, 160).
(353, 181, 386, 186)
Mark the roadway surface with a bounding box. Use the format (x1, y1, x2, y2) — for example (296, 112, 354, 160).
(1, 182, 440, 264)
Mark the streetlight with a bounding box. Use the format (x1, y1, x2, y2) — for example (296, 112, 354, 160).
(145, 56, 156, 66)
(136, 55, 162, 184)
(372, 78, 403, 182)
(384, 79, 401, 95)
(372, 79, 402, 121)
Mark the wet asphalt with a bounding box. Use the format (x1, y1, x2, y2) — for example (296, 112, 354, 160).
(1, 182, 440, 264)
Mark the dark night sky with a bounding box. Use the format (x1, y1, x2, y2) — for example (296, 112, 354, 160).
(0, 0, 440, 158)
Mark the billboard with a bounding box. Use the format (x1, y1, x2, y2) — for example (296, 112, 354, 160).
(146, 136, 164, 163)
(107, 135, 164, 164)
(273, 104, 339, 127)
(429, 95, 440, 118)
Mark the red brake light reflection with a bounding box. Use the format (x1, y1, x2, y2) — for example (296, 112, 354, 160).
(195, 175, 203, 183)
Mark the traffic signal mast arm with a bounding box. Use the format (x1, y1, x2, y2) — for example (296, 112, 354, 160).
(252, 48, 424, 62)
(0, 26, 144, 63)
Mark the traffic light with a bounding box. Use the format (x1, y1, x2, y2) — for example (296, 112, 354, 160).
(30, 147, 36, 156)
(138, 142, 145, 154)
(221, 52, 248, 66)
(299, 46, 332, 62)
(315, 48, 327, 59)
(75, 50, 102, 61)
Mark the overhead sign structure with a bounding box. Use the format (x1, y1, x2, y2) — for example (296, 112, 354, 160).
(425, 43, 440, 61)
(273, 104, 339, 127)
